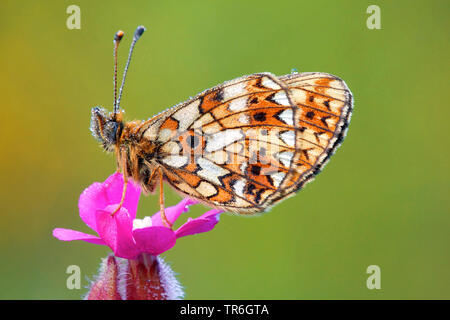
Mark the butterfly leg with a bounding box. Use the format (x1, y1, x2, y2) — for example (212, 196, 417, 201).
(111, 151, 129, 216)
(110, 171, 128, 216)
(158, 167, 172, 228)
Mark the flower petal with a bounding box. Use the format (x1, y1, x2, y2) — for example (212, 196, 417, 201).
(103, 173, 141, 220)
(78, 182, 109, 232)
(133, 227, 176, 256)
(175, 209, 223, 238)
(52, 228, 106, 245)
(151, 198, 199, 227)
(95, 207, 139, 259)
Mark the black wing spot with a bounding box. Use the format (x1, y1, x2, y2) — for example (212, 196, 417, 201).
(254, 77, 264, 88)
(321, 116, 331, 127)
(301, 149, 311, 161)
(254, 188, 265, 203)
(197, 96, 205, 113)
(213, 89, 224, 102)
(306, 111, 315, 119)
(266, 174, 274, 187)
(253, 112, 267, 122)
(265, 92, 276, 104)
(250, 165, 261, 176)
(244, 183, 256, 195)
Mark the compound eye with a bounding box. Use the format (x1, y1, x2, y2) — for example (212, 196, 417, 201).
(105, 121, 118, 144)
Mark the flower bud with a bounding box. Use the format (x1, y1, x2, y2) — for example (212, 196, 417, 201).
(85, 254, 122, 300)
(85, 253, 183, 300)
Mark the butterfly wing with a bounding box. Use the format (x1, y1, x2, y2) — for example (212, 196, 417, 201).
(139, 72, 352, 214)
(264, 72, 353, 207)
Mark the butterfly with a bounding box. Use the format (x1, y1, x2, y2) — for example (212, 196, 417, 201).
(90, 26, 353, 227)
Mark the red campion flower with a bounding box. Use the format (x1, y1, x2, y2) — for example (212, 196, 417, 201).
(53, 172, 223, 299)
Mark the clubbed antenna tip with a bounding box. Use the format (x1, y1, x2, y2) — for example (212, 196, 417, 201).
(134, 26, 146, 40)
(115, 30, 125, 42)
(114, 30, 125, 42)
(116, 25, 147, 109)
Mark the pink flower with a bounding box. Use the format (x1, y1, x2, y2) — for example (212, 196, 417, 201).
(53, 172, 223, 260)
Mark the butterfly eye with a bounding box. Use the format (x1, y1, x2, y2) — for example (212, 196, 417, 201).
(104, 121, 119, 144)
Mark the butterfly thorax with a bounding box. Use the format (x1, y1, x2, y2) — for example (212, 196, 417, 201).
(116, 120, 162, 194)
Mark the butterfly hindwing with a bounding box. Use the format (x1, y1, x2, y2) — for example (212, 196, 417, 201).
(264, 72, 353, 206)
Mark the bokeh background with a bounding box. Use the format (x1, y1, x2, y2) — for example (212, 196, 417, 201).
(0, 0, 448, 299)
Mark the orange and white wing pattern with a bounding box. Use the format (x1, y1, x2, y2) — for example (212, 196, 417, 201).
(267, 72, 353, 207)
(139, 72, 352, 214)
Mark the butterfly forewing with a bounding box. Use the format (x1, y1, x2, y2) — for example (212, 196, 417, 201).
(138, 72, 352, 214)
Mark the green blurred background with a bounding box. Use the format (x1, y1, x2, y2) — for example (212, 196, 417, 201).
(0, 0, 448, 299)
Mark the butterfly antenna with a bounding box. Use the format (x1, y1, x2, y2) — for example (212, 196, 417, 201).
(113, 30, 125, 116)
(116, 25, 146, 110)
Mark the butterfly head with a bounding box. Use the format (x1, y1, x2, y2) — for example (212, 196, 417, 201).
(90, 107, 123, 152)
